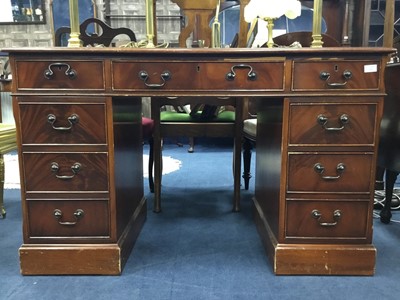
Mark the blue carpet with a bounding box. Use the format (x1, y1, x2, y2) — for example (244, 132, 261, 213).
(1, 143, 400, 300)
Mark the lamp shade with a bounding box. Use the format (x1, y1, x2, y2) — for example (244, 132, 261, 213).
(244, 0, 301, 22)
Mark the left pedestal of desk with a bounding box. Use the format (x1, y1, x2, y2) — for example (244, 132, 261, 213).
(8, 53, 146, 275)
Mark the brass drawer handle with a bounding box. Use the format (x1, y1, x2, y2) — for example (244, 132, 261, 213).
(311, 209, 342, 227)
(138, 70, 171, 88)
(44, 62, 77, 79)
(51, 162, 82, 180)
(314, 163, 346, 180)
(317, 114, 349, 131)
(53, 209, 84, 226)
(47, 113, 79, 131)
(319, 70, 352, 87)
(226, 64, 257, 81)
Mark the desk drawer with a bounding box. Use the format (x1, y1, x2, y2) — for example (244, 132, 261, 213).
(23, 152, 109, 192)
(288, 100, 378, 146)
(285, 200, 370, 241)
(287, 153, 373, 193)
(292, 60, 381, 91)
(18, 100, 107, 145)
(27, 199, 110, 239)
(112, 61, 284, 91)
(15, 60, 105, 90)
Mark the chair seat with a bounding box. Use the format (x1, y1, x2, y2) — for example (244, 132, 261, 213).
(0, 143, 17, 154)
(0, 124, 16, 134)
(243, 118, 257, 138)
(161, 110, 235, 122)
(0, 124, 17, 154)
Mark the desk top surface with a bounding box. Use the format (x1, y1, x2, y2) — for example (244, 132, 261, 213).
(2, 47, 395, 58)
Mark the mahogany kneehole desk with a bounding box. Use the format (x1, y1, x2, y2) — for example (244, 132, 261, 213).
(5, 47, 392, 275)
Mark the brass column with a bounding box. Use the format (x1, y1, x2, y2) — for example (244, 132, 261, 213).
(311, 0, 323, 48)
(145, 0, 156, 48)
(67, 0, 82, 47)
(383, 0, 395, 48)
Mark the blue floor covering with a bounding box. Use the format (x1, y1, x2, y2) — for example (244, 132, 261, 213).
(1, 143, 400, 300)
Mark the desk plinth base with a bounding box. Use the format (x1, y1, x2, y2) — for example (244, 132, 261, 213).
(253, 198, 376, 275)
(19, 197, 147, 275)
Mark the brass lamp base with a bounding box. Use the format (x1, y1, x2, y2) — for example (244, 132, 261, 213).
(67, 32, 83, 48)
(311, 0, 323, 48)
(311, 34, 323, 48)
(67, 0, 83, 47)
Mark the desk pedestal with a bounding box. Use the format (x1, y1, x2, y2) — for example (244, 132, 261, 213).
(19, 198, 145, 275)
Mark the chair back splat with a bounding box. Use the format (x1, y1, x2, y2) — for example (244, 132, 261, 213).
(54, 17, 137, 47)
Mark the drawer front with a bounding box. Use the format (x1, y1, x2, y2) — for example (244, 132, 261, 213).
(292, 60, 381, 91)
(285, 200, 370, 241)
(18, 101, 107, 145)
(112, 61, 284, 91)
(23, 153, 109, 192)
(288, 101, 377, 146)
(287, 153, 373, 193)
(15, 60, 105, 90)
(27, 200, 110, 238)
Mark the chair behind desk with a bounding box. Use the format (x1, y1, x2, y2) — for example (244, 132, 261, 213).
(151, 96, 243, 213)
(273, 32, 342, 48)
(376, 60, 400, 223)
(0, 78, 17, 219)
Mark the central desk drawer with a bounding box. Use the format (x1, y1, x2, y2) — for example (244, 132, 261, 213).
(23, 152, 109, 192)
(287, 153, 373, 193)
(18, 100, 107, 145)
(292, 60, 381, 91)
(15, 60, 105, 91)
(27, 199, 110, 239)
(112, 61, 284, 91)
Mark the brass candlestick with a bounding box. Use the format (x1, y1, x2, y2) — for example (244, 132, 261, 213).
(311, 0, 323, 48)
(67, 0, 82, 47)
(211, 0, 221, 48)
(265, 17, 275, 48)
(145, 0, 156, 48)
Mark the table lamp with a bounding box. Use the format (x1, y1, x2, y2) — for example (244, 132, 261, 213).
(244, 0, 301, 48)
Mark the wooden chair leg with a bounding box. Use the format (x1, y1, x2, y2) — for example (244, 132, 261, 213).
(375, 165, 385, 190)
(380, 169, 399, 224)
(233, 134, 242, 212)
(242, 138, 253, 190)
(148, 137, 154, 193)
(188, 137, 194, 153)
(153, 135, 163, 213)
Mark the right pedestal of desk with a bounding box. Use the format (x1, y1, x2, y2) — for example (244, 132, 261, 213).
(253, 57, 385, 275)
